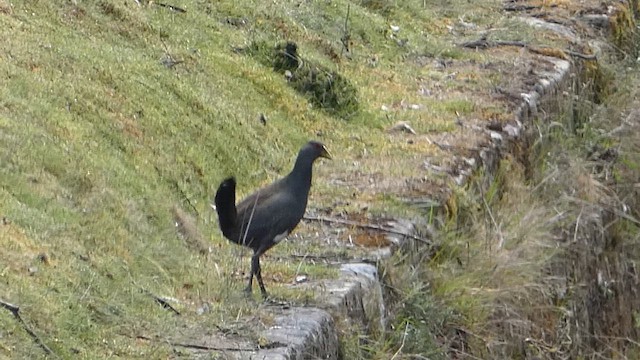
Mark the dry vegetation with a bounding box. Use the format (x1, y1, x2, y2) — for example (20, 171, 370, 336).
(362, 47, 640, 360)
(0, 0, 639, 359)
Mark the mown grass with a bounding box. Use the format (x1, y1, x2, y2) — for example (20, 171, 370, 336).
(0, 0, 591, 358)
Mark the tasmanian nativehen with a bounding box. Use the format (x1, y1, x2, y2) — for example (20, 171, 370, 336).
(214, 141, 331, 298)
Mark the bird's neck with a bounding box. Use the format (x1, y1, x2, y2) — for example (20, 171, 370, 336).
(286, 157, 314, 193)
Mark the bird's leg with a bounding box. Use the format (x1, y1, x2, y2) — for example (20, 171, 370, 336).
(253, 254, 269, 299)
(244, 252, 257, 295)
(248, 246, 270, 299)
(245, 252, 266, 297)
(244, 272, 253, 295)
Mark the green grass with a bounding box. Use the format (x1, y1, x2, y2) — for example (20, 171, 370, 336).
(0, 0, 620, 358)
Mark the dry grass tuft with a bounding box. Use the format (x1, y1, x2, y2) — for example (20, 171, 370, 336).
(172, 205, 210, 255)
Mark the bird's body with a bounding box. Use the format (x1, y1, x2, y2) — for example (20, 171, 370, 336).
(214, 141, 331, 298)
(216, 176, 308, 251)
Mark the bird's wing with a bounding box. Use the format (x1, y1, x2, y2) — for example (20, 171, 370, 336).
(236, 179, 286, 219)
(235, 182, 302, 246)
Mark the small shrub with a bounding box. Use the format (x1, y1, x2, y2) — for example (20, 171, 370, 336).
(359, 0, 396, 17)
(248, 41, 360, 119)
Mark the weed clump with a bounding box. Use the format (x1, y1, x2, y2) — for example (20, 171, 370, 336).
(359, 0, 395, 17)
(248, 41, 360, 119)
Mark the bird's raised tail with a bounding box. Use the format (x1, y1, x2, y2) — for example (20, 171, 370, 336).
(214, 177, 238, 240)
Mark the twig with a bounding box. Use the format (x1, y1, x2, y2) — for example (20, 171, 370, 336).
(573, 207, 583, 243)
(595, 335, 640, 348)
(154, 2, 186, 13)
(531, 168, 559, 193)
(158, 40, 185, 69)
(461, 38, 527, 49)
(271, 253, 378, 266)
(243, 190, 261, 247)
(503, 4, 544, 11)
(290, 253, 376, 263)
(460, 37, 596, 60)
(481, 192, 505, 249)
(135, 334, 258, 351)
(140, 289, 181, 315)
(0, 299, 19, 317)
(390, 322, 409, 360)
(565, 196, 640, 227)
(131, 277, 181, 315)
(294, 252, 308, 279)
(564, 49, 597, 60)
(0, 299, 58, 358)
(303, 215, 433, 246)
(340, 4, 351, 56)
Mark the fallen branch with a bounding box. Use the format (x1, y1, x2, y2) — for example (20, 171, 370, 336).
(0, 299, 58, 358)
(460, 38, 526, 49)
(303, 215, 433, 246)
(460, 37, 596, 60)
(154, 2, 186, 13)
(135, 334, 284, 351)
(270, 253, 378, 266)
(564, 49, 597, 61)
(503, 4, 545, 11)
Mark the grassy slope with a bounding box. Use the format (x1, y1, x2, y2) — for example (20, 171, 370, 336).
(0, 2, 326, 358)
(0, 1, 483, 358)
(0, 0, 603, 358)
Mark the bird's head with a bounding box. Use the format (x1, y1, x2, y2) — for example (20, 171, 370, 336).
(307, 141, 332, 160)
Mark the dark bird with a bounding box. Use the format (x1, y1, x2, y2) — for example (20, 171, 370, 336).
(214, 141, 332, 298)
